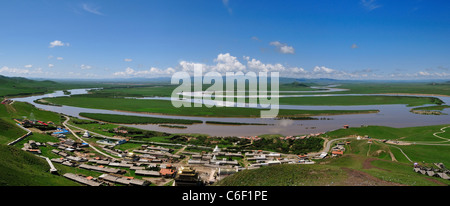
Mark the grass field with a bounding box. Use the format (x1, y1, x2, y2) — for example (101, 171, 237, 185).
(278, 95, 443, 107)
(323, 125, 450, 143)
(328, 82, 450, 96)
(214, 164, 347, 186)
(411, 105, 450, 111)
(0, 144, 80, 186)
(45, 96, 379, 117)
(79, 113, 203, 124)
(0, 75, 114, 98)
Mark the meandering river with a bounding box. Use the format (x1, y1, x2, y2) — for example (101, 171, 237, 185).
(11, 87, 450, 136)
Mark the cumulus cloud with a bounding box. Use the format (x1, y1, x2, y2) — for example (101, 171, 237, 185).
(213, 53, 246, 72)
(313, 66, 335, 74)
(109, 52, 450, 80)
(246, 57, 286, 72)
(124, 58, 133, 62)
(49, 40, 69, 48)
(24, 64, 33, 68)
(48, 64, 54, 68)
(269, 41, 295, 54)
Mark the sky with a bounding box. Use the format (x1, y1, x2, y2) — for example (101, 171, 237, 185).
(0, 0, 450, 80)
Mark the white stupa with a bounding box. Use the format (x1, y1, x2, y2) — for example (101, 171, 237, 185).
(213, 145, 220, 153)
(83, 130, 91, 138)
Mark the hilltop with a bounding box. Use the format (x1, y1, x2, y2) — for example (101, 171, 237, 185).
(0, 75, 61, 97)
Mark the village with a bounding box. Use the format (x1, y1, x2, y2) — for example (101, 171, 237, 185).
(10, 117, 374, 186)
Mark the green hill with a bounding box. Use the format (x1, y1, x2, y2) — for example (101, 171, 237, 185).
(0, 75, 97, 98)
(0, 101, 63, 144)
(215, 164, 347, 186)
(0, 144, 78, 186)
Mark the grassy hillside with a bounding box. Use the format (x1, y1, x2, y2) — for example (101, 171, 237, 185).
(215, 164, 347, 186)
(0, 118, 26, 145)
(0, 145, 79, 186)
(0, 75, 62, 97)
(0, 101, 63, 145)
(323, 125, 450, 142)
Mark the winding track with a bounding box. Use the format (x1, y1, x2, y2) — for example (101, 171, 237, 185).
(63, 116, 117, 160)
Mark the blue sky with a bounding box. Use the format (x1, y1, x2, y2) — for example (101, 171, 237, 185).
(0, 0, 449, 80)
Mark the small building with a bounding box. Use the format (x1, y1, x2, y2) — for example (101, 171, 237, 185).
(82, 131, 91, 138)
(53, 128, 69, 135)
(332, 150, 344, 156)
(160, 168, 176, 178)
(63, 173, 102, 186)
(135, 170, 161, 177)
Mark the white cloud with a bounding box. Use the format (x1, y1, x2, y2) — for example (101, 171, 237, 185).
(49, 40, 69, 48)
(0, 66, 43, 76)
(24, 64, 33, 68)
(213, 53, 246, 72)
(246, 57, 285, 72)
(313, 66, 335, 74)
(106, 52, 450, 80)
(80, 64, 92, 70)
(82, 3, 104, 16)
(351, 44, 358, 49)
(124, 59, 133, 62)
(0, 66, 30, 74)
(269, 41, 295, 54)
(48, 64, 54, 68)
(56, 57, 64, 60)
(360, 0, 381, 11)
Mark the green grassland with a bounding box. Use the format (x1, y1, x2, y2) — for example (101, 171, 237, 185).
(323, 125, 450, 143)
(79, 112, 203, 124)
(334, 82, 450, 96)
(45, 96, 378, 117)
(411, 105, 450, 111)
(215, 164, 347, 186)
(88, 85, 179, 98)
(0, 75, 114, 98)
(0, 101, 64, 144)
(278, 95, 443, 107)
(0, 144, 79, 186)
